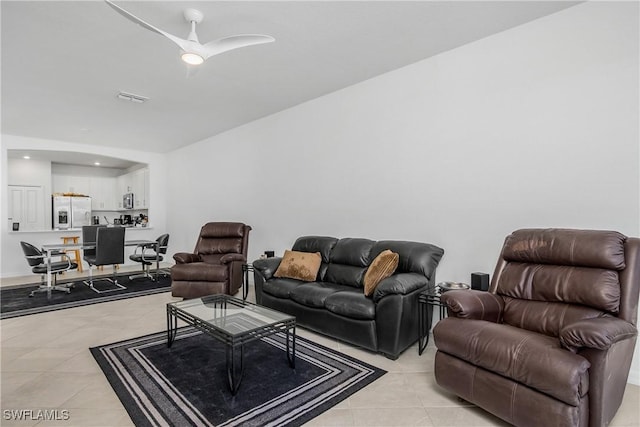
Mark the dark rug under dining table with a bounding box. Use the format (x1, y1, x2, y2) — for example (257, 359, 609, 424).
(91, 327, 387, 427)
(0, 274, 171, 319)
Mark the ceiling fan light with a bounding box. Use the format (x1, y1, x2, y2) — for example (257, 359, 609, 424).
(181, 52, 204, 65)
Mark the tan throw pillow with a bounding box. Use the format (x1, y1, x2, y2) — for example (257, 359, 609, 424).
(364, 250, 399, 296)
(274, 250, 322, 282)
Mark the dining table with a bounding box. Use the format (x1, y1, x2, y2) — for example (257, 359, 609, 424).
(40, 239, 158, 296)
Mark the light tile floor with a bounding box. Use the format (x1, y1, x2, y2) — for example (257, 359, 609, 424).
(1, 271, 639, 426)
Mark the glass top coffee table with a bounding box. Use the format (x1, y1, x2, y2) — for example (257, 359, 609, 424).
(166, 294, 296, 395)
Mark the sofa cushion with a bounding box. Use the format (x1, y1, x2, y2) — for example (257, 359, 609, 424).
(329, 238, 375, 267)
(193, 223, 248, 263)
(262, 278, 304, 299)
(324, 264, 367, 288)
(434, 317, 590, 406)
(502, 228, 626, 270)
(289, 282, 352, 308)
(497, 263, 621, 314)
(323, 238, 375, 288)
(501, 297, 608, 337)
(274, 250, 322, 281)
(292, 236, 339, 263)
(364, 250, 399, 296)
(171, 263, 227, 282)
(325, 291, 376, 320)
(197, 238, 242, 256)
(200, 222, 247, 238)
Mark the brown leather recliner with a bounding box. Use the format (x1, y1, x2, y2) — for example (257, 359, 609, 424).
(171, 222, 251, 299)
(433, 228, 640, 427)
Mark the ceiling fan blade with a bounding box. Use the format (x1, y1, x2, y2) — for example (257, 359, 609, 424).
(104, 0, 189, 51)
(202, 34, 275, 59)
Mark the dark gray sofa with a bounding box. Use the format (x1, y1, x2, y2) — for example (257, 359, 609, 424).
(253, 236, 444, 359)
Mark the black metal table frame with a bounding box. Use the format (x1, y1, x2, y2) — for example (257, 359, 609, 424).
(166, 296, 295, 395)
(418, 290, 447, 355)
(242, 263, 254, 300)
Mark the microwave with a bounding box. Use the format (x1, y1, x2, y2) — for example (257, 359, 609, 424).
(123, 193, 134, 209)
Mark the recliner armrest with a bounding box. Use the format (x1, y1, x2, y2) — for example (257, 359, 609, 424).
(560, 317, 638, 352)
(252, 257, 282, 281)
(220, 253, 246, 264)
(372, 273, 428, 302)
(440, 290, 504, 322)
(173, 252, 201, 264)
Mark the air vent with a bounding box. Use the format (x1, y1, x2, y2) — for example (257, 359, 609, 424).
(117, 91, 148, 104)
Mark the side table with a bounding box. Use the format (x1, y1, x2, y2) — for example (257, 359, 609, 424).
(417, 287, 447, 355)
(242, 264, 254, 300)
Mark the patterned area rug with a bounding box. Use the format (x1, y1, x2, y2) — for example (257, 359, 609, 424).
(91, 327, 386, 427)
(0, 275, 171, 319)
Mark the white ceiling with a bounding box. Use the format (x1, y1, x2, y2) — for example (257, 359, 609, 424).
(6, 149, 140, 169)
(1, 1, 579, 154)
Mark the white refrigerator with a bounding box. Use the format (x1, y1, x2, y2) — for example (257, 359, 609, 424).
(52, 196, 92, 229)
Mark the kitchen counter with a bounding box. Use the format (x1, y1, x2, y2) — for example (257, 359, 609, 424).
(8, 226, 154, 234)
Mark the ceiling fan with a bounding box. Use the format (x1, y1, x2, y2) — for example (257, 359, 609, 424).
(104, 0, 275, 66)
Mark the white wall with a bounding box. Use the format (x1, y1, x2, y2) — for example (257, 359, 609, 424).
(7, 158, 52, 186)
(166, 2, 639, 383)
(1, 134, 169, 277)
(52, 163, 124, 178)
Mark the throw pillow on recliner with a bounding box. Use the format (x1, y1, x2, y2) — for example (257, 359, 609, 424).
(274, 250, 322, 281)
(364, 250, 399, 296)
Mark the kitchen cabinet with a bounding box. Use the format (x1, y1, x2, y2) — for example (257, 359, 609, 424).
(53, 168, 149, 211)
(51, 174, 65, 193)
(144, 168, 150, 208)
(115, 168, 149, 209)
(52, 174, 90, 195)
(131, 168, 149, 208)
(116, 175, 126, 209)
(89, 176, 117, 210)
(117, 173, 132, 195)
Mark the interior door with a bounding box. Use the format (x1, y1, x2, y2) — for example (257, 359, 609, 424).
(8, 185, 45, 231)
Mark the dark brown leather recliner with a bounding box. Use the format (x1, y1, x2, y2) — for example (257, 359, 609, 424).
(433, 228, 640, 427)
(171, 222, 251, 299)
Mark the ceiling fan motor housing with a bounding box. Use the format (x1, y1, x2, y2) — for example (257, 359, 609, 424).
(183, 9, 203, 24)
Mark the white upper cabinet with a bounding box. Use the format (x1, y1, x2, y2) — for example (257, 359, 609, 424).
(89, 176, 117, 210)
(52, 174, 90, 195)
(114, 168, 149, 209)
(144, 168, 149, 209)
(52, 167, 148, 211)
(116, 174, 128, 209)
(118, 173, 132, 195)
(131, 168, 149, 208)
